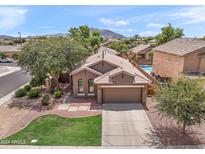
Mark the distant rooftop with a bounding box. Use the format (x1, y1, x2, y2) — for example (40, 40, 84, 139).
(130, 44, 152, 54)
(153, 38, 205, 56)
(0, 45, 21, 52)
(98, 46, 118, 55)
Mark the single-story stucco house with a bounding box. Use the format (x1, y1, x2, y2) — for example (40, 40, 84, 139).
(153, 38, 205, 79)
(70, 46, 151, 104)
(129, 44, 152, 65)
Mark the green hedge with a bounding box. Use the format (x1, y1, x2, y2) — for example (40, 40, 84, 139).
(27, 88, 40, 98)
(41, 94, 49, 106)
(54, 90, 62, 99)
(23, 85, 32, 92)
(15, 88, 26, 98)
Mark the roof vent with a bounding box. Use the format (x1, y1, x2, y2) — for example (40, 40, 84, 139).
(102, 50, 105, 59)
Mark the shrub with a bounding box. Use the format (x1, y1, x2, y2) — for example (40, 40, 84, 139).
(15, 88, 26, 98)
(54, 90, 62, 98)
(23, 85, 31, 92)
(41, 94, 49, 106)
(27, 88, 40, 98)
(0, 52, 6, 59)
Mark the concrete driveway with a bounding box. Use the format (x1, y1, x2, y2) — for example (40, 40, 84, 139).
(102, 103, 156, 146)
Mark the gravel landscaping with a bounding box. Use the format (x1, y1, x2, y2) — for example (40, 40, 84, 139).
(145, 97, 205, 146)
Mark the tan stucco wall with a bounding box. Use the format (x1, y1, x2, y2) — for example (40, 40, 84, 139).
(199, 57, 205, 73)
(112, 73, 134, 85)
(96, 85, 102, 103)
(72, 70, 99, 97)
(153, 50, 184, 78)
(183, 53, 201, 73)
(89, 61, 116, 74)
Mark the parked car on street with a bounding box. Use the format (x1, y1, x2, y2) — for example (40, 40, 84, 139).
(0, 58, 13, 63)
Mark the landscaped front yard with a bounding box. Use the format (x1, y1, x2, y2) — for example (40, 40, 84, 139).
(145, 97, 205, 145)
(1, 115, 102, 146)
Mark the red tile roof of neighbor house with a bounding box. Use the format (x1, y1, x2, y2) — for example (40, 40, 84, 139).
(70, 46, 151, 85)
(153, 38, 205, 56)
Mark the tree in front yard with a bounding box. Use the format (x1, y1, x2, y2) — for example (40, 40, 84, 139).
(18, 37, 88, 92)
(155, 76, 205, 134)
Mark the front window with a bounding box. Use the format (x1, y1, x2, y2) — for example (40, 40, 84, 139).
(78, 79, 84, 93)
(88, 79, 94, 93)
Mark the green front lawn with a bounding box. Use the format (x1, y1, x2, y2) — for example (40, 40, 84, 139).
(1, 115, 102, 146)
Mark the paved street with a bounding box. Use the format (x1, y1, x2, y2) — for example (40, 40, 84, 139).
(0, 70, 31, 98)
(102, 103, 157, 146)
(0, 63, 17, 67)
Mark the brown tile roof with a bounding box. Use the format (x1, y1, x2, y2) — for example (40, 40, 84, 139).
(98, 46, 118, 55)
(70, 47, 151, 85)
(153, 38, 205, 56)
(70, 67, 103, 76)
(130, 44, 152, 54)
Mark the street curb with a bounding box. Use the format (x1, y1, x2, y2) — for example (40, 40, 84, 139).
(0, 145, 205, 149)
(0, 66, 21, 78)
(0, 82, 29, 107)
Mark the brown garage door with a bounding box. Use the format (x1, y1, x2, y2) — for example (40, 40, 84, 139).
(103, 88, 142, 103)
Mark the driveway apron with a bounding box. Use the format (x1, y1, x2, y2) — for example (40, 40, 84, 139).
(102, 103, 157, 146)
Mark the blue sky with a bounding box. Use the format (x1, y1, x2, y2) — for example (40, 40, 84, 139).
(0, 5, 205, 37)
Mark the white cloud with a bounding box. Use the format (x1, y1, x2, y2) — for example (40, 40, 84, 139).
(0, 7, 27, 31)
(139, 31, 159, 37)
(147, 23, 164, 28)
(100, 18, 129, 27)
(170, 6, 205, 25)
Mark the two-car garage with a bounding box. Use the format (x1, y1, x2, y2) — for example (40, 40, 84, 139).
(101, 86, 143, 104)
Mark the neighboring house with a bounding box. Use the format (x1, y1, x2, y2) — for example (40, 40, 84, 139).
(129, 44, 152, 65)
(70, 47, 151, 104)
(0, 45, 21, 58)
(153, 38, 205, 79)
(97, 46, 118, 55)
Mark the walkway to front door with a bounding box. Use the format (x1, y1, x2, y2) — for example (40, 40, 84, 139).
(102, 103, 158, 146)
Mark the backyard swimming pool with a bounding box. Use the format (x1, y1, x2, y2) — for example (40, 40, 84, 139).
(140, 65, 153, 73)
